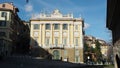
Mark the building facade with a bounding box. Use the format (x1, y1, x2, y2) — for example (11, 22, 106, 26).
(107, 0, 120, 68)
(84, 35, 110, 63)
(30, 9, 84, 63)
(0, 2, 30, 57)
(98, 39, 109, 58)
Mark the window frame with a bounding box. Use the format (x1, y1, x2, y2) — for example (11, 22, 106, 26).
(55, 38, 58, 46)
(0, 32, 6, 37)
(63, 38, 67, 45)
(75, 56, 79, 62)
(33, 31, 39, 37)
(33, 24, 39, 29)
(54, 24, 59, 30)
(46, 38, 50, 45)
(45, 24, 51, 30)
(63, 24, 68, 30)
(75, 25, 78, 30)
(0, 21, 6, 26)
(75, 38, 79, 46)
(64, 50, 67, 57)
(1, 12, 7, 17)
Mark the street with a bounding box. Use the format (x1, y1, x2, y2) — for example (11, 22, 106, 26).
(0, 55, 105, 68)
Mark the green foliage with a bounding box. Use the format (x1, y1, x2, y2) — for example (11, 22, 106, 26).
(84, 40, 102, 63)
(95, 40, 102, 62)
(83, 42, 89, 62)
(91, 46, 95, 53)
(84, 43, 89, 52)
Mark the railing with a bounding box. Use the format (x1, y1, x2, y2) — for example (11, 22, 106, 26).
(40, 44, 81, 48)
(50, 45, 64, 49)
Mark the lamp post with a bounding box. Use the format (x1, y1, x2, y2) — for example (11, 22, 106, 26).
(87, 56, 90, 64)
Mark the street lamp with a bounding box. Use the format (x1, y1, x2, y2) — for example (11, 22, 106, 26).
(88, 56, 90, 60)
(87, 56, 90, 64)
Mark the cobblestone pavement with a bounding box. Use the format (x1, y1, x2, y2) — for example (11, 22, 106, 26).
(0, 55, 104, 68)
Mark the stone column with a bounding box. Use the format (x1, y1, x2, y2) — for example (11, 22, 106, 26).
(50, 24, 53, 47)
(60, 24, 63, 46)
(40, 24, 42, 46)
(68, 24, 70, 47)
(30, 24, 33, 46)
(42, 24, 45, 47)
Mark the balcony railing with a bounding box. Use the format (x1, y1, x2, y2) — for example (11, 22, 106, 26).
(50, 44, 64, 49)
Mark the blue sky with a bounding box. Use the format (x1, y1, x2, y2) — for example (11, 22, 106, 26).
(1, 0, 111, 42)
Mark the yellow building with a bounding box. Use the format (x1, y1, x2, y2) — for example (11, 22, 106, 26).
(99, 40, 109, 58)
(30, 9, 84, 63)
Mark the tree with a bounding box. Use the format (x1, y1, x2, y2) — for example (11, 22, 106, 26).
(95, 40, 102, 63)
(84, 42, 89, 62)
(84, 43, 89, 52)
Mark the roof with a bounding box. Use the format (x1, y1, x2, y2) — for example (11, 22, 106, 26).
(0, 2, 19, 12)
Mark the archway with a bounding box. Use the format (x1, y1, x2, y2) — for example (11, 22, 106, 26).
(53, 50, 60, 60)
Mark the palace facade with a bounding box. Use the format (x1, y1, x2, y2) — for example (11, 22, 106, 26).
(30, 9, 84, 63)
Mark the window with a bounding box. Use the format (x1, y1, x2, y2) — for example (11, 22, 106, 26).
(9, 33, 11, 38)
(63, 24, 68, 30)
(45, 24, 50, 30)
(75, 25, 78, 30)
(64, 50, 67, 57)
(33, 24, 39, 29)
(54, 32, 59, 37)
(0, 21, 6, 26)
(54, 24, 59, 30)
(33, 31, 39, 37)
(63, 38, 67, 45)
(46, 32, 50, 37)
(53, 50, 60, 59)
(75, 38, 78, 46)
(74, 32, 79, 37)
(0, 40, 3, 47)
(34, 37, 38, 41)
(46, 38, 50, 45)
(1, 12, 7, 17)
(75, 49, 79, 56)
(75, 56, 79, 62)
(55, 38, 58, 46)
(0, 32, 6, 37)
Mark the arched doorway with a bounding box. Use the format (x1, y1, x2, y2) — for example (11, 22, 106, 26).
(53, 50, 60, 60)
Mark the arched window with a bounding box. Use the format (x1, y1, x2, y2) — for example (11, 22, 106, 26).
(53, 50, 60, 60)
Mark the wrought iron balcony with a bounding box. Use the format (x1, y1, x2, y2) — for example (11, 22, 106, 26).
(50, 44, 64, 49)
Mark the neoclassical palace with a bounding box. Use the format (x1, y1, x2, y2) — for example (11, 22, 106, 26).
(30, 9, 84, 63)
